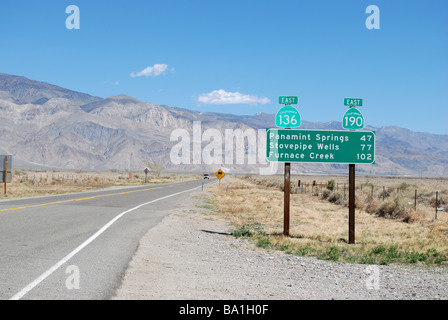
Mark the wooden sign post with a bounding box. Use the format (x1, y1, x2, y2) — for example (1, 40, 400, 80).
(4, 155, 8, 195)
(348, 163, 355, 244)
(284, 162, 290, 237)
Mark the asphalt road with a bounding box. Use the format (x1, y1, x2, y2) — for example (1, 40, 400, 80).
(0, 179, 214, 300)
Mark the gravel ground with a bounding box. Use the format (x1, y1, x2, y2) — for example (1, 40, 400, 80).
(112, 190, 448, 300)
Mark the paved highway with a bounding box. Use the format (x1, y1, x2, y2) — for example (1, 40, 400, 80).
(0, 179, 213, 300)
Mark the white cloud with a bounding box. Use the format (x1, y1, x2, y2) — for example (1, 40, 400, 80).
(130, 64, 171, 77)
(197, 89, 270, 105)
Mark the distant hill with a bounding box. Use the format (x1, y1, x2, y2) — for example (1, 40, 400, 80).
(0, 73, 447, 177)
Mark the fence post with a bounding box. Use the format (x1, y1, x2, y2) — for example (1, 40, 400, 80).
(414, 189, 417, 211)
(3, 155, 8, 195)
(343, 183, 346, 200)
(435, 191, 439, 220)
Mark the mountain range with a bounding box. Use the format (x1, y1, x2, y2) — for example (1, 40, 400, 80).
(0, 73, 447, 177)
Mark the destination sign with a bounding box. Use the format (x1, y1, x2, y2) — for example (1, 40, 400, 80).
(266, 129, 375, 164)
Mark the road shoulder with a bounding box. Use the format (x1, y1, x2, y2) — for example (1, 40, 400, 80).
(112, 190, 448, 300)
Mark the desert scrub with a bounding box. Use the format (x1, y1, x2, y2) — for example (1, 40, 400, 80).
(328, 192, 342, 203)
(379, 187, 392, 199)
(363, 245, 447, 266)
(321, 189, 332, 200)
(317, 246, 343, 262)
(256, 237, 272, 249)
(232, 225, 252, 238)
(211, 176, 448, 267)
(375, 196, 409, 221)
(327, 179, 336, 191)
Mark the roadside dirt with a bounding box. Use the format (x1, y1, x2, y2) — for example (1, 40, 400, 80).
(112, 189, 448, 300)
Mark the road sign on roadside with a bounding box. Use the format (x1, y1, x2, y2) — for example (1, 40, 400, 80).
(215, 169, 225, 180)
(266, 129, 375, 164)
(215, 169, 225, 186)
(0, 171, 12, 184)
(143, 167, 151, 183)
(342, 108, 364, 130)
(342, 98, 364, 244)
(276, 105, 301, 128)
(0, 155, 12, 184)
(344, 98, 363, 107)
(1, 155, 12, 194)
(277, 97, 299, 238)
(0, 155, 11, 171)
(279, 96, 298, 105)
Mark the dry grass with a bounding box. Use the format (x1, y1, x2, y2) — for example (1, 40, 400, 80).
(207, 175, 448, 266)
(0, 169, 200, 200)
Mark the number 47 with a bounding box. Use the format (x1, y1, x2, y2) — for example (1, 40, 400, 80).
(360, 135, 372, 142)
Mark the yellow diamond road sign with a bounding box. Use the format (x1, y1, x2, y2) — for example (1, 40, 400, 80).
(215, 169, 225, 180)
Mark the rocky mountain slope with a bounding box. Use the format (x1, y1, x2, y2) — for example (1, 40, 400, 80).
(0, 73, 447, 177)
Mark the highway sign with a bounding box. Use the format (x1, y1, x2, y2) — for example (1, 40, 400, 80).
(279, 96, 298, 105)
(0, 171, 12, 184)
(344, 98, 363, 107)
(0, 155, 12, 184)
(215, 169, 225, 180)
(266, 129, 375, 164)
(275, 105, 301, 128)
(0, 155, 12, 170)
(342, 108, 364, 130)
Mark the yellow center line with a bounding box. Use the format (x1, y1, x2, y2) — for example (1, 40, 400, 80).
(0, 186, 165, 212)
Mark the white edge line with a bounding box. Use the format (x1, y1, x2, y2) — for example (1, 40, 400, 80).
(9, 183, 206, 300)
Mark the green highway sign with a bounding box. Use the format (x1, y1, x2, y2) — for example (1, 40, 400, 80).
(344, 98, 363, 107)
(275, 105, 301, 128)
(342, 108, 364, 130)
(266, 129, 375, 164)
(279, 96, 298, 105)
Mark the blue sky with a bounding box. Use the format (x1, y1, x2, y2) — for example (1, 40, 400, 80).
(0, 0, 447, 134)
